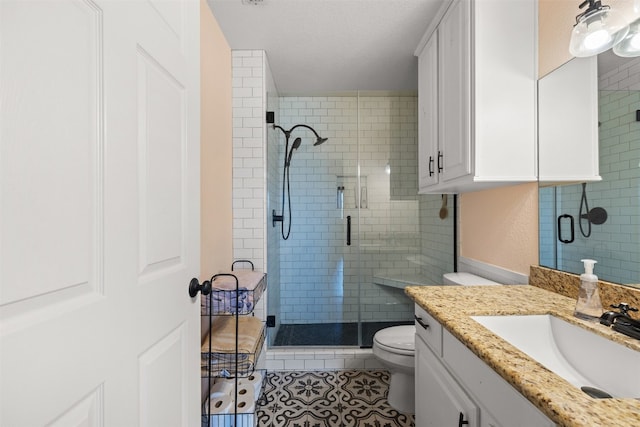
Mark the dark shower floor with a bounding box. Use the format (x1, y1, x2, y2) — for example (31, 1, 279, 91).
(273, 321, 414, 347)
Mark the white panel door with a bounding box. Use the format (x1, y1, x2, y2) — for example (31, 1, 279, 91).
(0, 1, 201, 426)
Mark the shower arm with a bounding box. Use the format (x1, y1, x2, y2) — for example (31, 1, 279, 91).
(273, 123, 323, 140)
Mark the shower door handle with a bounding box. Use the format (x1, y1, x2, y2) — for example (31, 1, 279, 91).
(558, 214, 575, 244)
(346, 215, 351, 246)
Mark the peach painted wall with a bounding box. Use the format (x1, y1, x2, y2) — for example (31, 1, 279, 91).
(200, 0, 233, 279)
(538, 0, 575, 78)
(459, 183, 539, 275)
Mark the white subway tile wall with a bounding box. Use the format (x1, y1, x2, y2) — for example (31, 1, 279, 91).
(539, 57, 640, 283)
(232, 50, 268, 320)
(232, 50, 266, 271)
(265, 348, 381, 371)
(276, 95, 360, 325)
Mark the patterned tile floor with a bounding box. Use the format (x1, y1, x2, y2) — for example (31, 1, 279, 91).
(256, 370, 415, 427)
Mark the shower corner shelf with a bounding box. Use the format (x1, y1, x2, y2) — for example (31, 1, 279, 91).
(201, 259, 266, 427)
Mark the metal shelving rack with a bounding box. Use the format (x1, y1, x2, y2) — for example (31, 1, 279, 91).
(201, 260, 266, 427)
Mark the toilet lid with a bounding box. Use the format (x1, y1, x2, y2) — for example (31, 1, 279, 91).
(373, 325, 415, 354)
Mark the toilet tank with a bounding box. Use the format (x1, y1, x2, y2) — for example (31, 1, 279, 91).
(443, 272, 502, 286)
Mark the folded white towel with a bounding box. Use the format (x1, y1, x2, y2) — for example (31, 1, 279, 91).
(202, 316, 263, 354)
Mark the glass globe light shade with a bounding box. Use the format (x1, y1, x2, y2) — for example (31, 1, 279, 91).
(613, 18, 640, 57)
(569, 8, 629, 57)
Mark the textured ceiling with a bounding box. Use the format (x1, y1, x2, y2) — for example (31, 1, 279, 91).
(207, 0, 446, 95)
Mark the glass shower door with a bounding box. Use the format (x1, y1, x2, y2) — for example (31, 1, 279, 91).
(269, 94, 362, 346)
(354, 94, 421, 346)
(267, 92, 454, 347)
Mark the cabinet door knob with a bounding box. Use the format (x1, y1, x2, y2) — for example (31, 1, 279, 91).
(429, 156, 434, 176)
(437, 151, 443, 172)
(188, 278, 211, 298)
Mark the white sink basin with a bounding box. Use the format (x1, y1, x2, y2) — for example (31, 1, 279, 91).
(471, 315, 640, 398)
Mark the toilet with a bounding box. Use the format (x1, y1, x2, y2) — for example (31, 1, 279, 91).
(372, 271, 502, 414)
(372, 324, 415, 413)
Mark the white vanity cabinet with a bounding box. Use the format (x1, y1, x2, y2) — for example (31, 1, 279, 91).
(416, 0, 537, 194)
(538, 57, 600, 185)
(416, 334, 479, 426)
(414, 304, 554, 427)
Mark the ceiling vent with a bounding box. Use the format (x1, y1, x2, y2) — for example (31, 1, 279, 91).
(242, 0, 265, 5)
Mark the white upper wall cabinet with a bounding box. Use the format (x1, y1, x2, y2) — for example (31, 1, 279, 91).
(538, 57, 600, 185)
(416, 0, 537, 194)
(418, 32, 439, 188)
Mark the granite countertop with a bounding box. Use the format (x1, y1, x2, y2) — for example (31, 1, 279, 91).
(405, 285, 640, 427)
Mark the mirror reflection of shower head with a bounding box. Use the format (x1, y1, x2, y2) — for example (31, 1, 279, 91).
(579, 182, 609, 238)
(581, 207, 608, 225)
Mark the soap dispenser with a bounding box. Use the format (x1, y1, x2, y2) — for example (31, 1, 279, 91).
(574, 259, 603, 321)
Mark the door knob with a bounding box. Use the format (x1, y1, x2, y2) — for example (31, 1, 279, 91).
(188, 278, 211, 298)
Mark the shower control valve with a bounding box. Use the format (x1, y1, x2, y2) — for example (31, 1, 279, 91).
(272, 209, 283, 227)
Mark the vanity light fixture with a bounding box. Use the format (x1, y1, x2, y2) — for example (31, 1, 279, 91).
(569, 0, 629, 57)
(613, 17, 640, 56)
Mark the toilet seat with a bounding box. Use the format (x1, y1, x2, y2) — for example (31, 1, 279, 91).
(373, 325, 415, 356)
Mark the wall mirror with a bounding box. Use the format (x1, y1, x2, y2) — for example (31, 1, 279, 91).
(539, 51, 640, 289)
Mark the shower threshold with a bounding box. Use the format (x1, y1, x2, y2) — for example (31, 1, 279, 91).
(273, 321, 413, 347)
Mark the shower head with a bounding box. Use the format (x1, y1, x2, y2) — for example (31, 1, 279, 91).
(314, 137, 328, 146)
(272, 122, 328, 241)
(286, 137, 302, 166)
